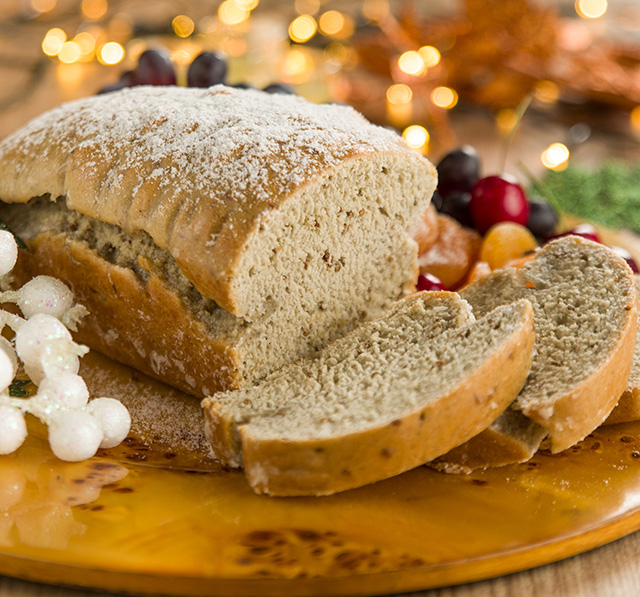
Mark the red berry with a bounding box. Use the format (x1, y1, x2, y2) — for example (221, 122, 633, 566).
(470, 175, 530, 234)
(549, 224, 601, 244)
(609, 246, 639, 273)
(416, 273, 447, 292)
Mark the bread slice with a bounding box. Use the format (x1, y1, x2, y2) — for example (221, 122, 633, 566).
(0, 86, 436, 396)
(203, 292, 535, 496)
(432, 236, 638, 473)
(604, 276, 640, 425)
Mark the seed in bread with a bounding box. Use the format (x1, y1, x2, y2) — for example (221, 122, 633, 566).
(203, 292, 535, 496)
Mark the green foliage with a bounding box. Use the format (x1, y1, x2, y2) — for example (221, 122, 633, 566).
(533, 162, 640, 233)
(9, 379, 31, 397)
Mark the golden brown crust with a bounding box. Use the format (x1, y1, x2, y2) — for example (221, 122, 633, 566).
(227, 301, 535, 496)
(13, 233, 242, 397)
(0, 86, 435, 319)
(605, 388, 640, 426)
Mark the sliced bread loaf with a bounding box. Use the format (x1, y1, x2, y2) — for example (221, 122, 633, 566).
(203, 292, 535, 496)
(604, 276, 640, 426)
(0, 86, 436, 396)
(433, 236, 638, 473)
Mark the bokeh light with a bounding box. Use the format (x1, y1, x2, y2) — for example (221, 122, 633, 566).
(82, 0, 108, 21)
(431, 86, 458, 109)
(218, 1, 249, 26)
(398, 51, 425, 75)
(576, 0, 608, 19)
(386, 83, 413, 104)
(289, 15, 317, 43)
(42, 28, 67, 56)
(541, 142, 570, 170)
(97, 41, 124, 65)
(172, 15, 195, 38)
(402, 125, 430, 154)
(418, 45, 441, 68)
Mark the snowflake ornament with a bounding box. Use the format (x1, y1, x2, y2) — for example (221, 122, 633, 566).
(0, 230, 131, 461)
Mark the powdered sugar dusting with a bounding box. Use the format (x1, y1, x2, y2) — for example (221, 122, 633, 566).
(1, 85, 407, 211)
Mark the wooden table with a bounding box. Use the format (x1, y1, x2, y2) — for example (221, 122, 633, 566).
(3, 3, 640, 596)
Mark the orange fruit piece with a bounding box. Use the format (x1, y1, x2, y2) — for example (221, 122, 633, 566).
(480, 222, 538, 270)
(418, 214, 482, 289)
(459, 260, 492, 289)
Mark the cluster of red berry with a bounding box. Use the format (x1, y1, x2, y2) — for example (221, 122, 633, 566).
(416, 146, 638, 292)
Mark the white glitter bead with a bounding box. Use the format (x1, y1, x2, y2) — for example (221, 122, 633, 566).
(0, 404, 27, 455)
(0, 337, 18, 392)
(23, 339, 80, 386)
(37, 372, 90, 411)
(14, 314, 72, 369)
(17, 276, 74, 319)
(86, 398, 132, 449)
(0, 230, 18, 277)
(48, 411, 103, 461)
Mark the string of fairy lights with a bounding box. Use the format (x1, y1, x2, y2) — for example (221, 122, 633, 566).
(28, 0, 638, 172)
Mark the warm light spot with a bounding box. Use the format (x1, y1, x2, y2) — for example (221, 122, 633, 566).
(295, 0, 320, 15)
(198, 15, 218, 34)
(402, 125, 430, 154)
(324, 42, 349, 66)
(58, 41, 81, 64)
(362, 0, 389, 21)
(73, 32, 96, 61)
(172, 15, 195, 38)
(31, 0, 56, 13)
(282, 47, 314, 82)
(289, 15, 317, 43)
(535, 80, 559, 104)
(418, 45, 441, 68)
(97, 41, 124, 65)
(42, 28, 67, 56)
(576, 0, 607, 19)
(218, 0, 249, 26)
(398, 51, 425, 76)
(234, 0, 259, 9)
(496, 109, 518, 136)
(541, 142, 570, 170)
(431, 86, 458, 109)
(386, 84, 413, 105)
(82, 0, 108, 21)
(318, 11, 345, 36)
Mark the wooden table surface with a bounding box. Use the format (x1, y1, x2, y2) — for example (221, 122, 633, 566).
(2, 2, 640, 596)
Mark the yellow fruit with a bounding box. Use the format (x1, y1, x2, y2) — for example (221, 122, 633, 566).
(480, 222, 538, 270)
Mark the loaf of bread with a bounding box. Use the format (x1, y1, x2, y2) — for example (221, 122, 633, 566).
(433, 236, 638, 473)
(203, 292, 535, 496)
(0, 85, 436, 396)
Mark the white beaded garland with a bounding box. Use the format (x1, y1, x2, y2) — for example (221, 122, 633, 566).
(48, 410, 104, 462)
(0, 230, 132, 462)
(0, 404, 27, 455)
(0, 231, 18, 277)
(37, 373, 90, 414)
(0, 337, 18, 392)
(87, 397, 132, 448)
(15, 314, 72, 370)
(17, 276, 74, 319)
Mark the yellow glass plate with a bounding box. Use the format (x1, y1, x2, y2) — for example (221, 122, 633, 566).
(2, 351, 640, 596)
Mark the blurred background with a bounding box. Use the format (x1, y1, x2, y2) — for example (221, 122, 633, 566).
(1, 0, 640, 182)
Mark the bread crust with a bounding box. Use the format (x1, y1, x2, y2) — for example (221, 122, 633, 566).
(12, 233, 242, 397)
(204, 299, 535, 496)
(0, 86, 435, 319)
